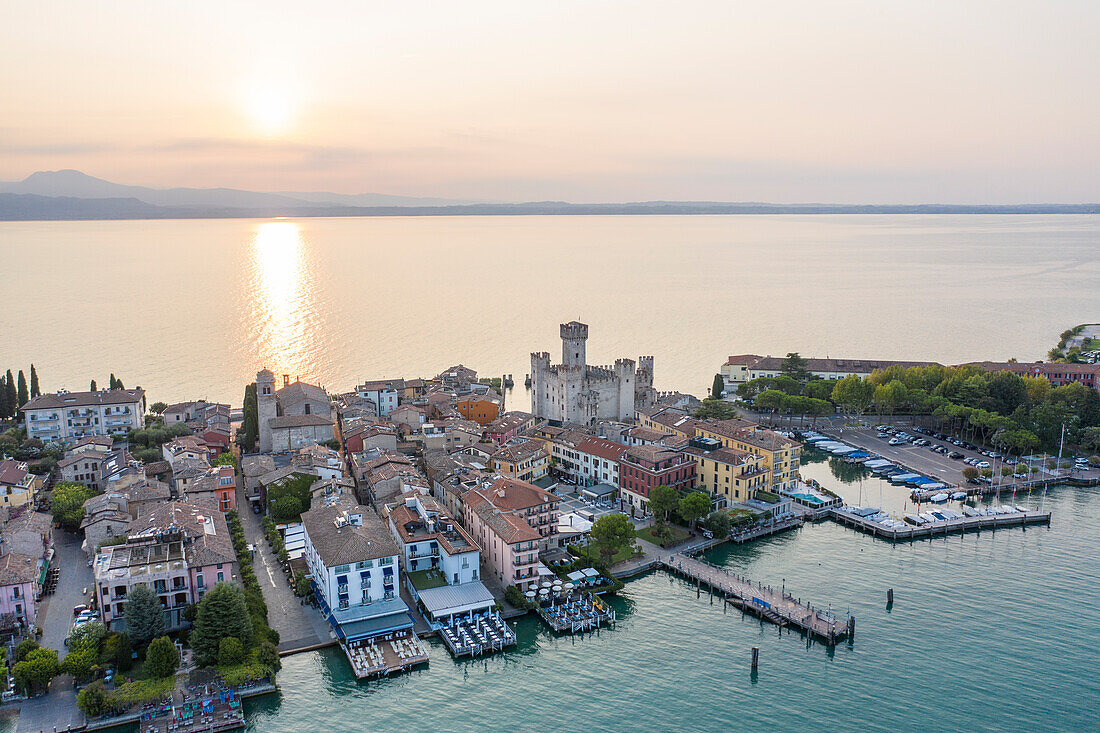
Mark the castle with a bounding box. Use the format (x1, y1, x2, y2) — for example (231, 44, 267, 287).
(530, 322, 656, 425)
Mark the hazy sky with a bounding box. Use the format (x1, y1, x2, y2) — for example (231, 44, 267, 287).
(2, 1, 1098, 203)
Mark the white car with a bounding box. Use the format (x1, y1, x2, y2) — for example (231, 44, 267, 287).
(976, 461, 991, 469)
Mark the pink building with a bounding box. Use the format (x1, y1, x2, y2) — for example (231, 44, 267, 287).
(0, 511, 51, 630)
(462, 488, 541, 592)
(94, 498, 237, 632)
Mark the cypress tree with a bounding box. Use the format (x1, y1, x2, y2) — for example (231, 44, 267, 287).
(109, 374, 117, 390)
(4, 370, 16, 417)
(16, 371, 28, 409)
(0, 375, 10, 419)
(29, 364, 40, 398)
(90, 379, 97, 392)
(711, 373, 725, 399)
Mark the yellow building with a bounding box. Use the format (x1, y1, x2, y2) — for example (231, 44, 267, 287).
(693, 420, 801, 493)
(0, 459, 42, 509)
(491, 439, 549, 483)
(683, 445, 769, 504)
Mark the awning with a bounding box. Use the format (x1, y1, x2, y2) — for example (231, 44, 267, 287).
(416, 582, 496, 620)
(338, 612, 414, 642)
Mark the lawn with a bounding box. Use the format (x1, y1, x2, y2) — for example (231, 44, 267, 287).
(569, 543, 640, 566)
(636, 525, 690, 548)
(406, 568, 448, 591)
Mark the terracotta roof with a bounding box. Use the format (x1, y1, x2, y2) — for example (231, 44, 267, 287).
(0, 552, 40, 586)
(277, 380, 330, 406)
(0, 459, 35, 487)
(492, 439, 546, 463)
(725, 354, 764, 366)
(623, 445, 684, 464)
(576, 437, 629, 462)
(302, 501, 398, 567)
(682, 445, 752, 464)
(482, 477, 558, 512)
(465, 489, 541, 544)
(131, 497, 236, 567)
(21, 388, 144, 411)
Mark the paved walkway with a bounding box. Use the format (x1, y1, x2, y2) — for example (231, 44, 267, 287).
(237, 490, 333, 654)
(39, 527, 94, 654)
(15, 675, 84, 733)
(611, 528, 720, 578)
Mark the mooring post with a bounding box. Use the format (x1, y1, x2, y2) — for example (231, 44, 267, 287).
(751, 647, 759, 669)
(887, 588, 894, 605)
(847, 616, 855, 638)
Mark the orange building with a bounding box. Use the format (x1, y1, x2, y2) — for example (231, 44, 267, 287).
(456, 393, 502, 426)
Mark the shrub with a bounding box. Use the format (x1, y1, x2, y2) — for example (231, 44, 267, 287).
(256, 641, 281, 673)
(105, 677, 174, 712)
(504, 585, 532, 610)
(77, 681, 108, 717)
(217, 663, 271, 687)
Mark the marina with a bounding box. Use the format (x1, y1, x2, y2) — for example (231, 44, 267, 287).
(829, 505, 1051, 541)
(658, 552, 852, 645)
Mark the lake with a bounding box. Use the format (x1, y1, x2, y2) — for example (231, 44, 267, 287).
(3, 215, 1099, 404)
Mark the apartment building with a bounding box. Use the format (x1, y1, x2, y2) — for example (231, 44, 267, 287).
(461, 488, 542, 592)
(617, 445, 696, 513)
(21, 388, 144, 442)
(0, 459, 42, 509)
(683, 439, 769, 504)
(693, 420, 801, 493)
(490, 439, 548, 483)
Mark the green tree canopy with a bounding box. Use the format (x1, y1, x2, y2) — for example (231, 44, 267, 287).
(213, 451, 238, 469)
(145, 636, 181, 679)
(124, 584, 165, 646)
(190, 582, 254, 667)
(702, 510, 731, 536)
(271, 495, 304, 523)
(831, 375, 874, 416)
(13, 648, 58, 695)
(647, 485, 680, 529)
(588, 513, 636, 566)
(29, 364, 40, 398)
(51, 482, 98, 531)
(149, 401, 168, 414)
(781, 352, 811, 383)
(679, 491, 711, 528)
(217, 636, 246, 667)
(16, 370, 28, 409)
(711, 373, 725, 399)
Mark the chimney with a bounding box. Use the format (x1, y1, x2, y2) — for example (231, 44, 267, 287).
(283, 374, 290, 387)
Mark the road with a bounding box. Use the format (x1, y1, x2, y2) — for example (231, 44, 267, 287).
(38, 528, 93, 654)
(237, 492, 334, 654)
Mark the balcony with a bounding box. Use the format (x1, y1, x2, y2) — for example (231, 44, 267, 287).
(407, 549, 439, 560)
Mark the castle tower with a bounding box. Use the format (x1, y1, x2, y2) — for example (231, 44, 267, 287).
(560, 321, 588, 375)
(615, 358, 636, 421)
(530, 352, 551, 417)
(257, 368, 277, 453)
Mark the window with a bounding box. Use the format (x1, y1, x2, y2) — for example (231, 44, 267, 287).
(335, 564, 350, 574)
(217, 572, 224, 582)
(197, 575, 204, 588)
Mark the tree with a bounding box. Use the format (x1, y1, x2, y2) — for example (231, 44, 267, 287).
(77, 681, 108, 717)
(781, 352, 811, 383)
(588, 513, 636, 566)
(13, 648, 58, 695)
(16, 370, 28, 409)
(679, 491, 711, 529)
(124, 584, 165, 646)
(3, 370, 15, 417)
(980, 468, 994, 479)
(67, 621, 107, 654)
(256, 641, 281, 673)
(213, 451, 238, 469)
(710, 374, 725, 400)
(90, 379, 97, 391)
(50, 481, 98, 531)
(190, 583, 253, 667)
(702, 510, 731, 536)
(0, 374, 10, 419)
(961, 467, 979, 481)
(831, 375, 873, 417)
(29, 364, 40, 398)
(647, 485, 680, 530)
(693, 398, 741, 421)
(217, 636, 246, 667)
(270, 495, 303, 523)
(145, 636, 180, 678)
(13, 639, 39, 663)
(293, 571, 311, 597)
(240, 382, 258, 451)
(1000, 465, 1014, 477)
(149, 401, 168, 415)
(61, 646, 98, 680)
(100, 632, 133, 672)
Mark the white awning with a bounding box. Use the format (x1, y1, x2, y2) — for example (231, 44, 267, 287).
(417, 582, 496, 620)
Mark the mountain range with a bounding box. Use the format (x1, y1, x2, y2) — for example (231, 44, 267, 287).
(1, 170, 1097, 220)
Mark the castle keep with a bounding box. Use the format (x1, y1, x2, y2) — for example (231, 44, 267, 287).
(530, 322, 656, 425)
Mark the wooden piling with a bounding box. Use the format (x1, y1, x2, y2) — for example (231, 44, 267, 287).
(887, 588, 893, 604)
(751, 647, 759, 669)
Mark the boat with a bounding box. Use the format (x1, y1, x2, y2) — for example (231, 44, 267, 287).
(929, 492, 949, 503)
(904, 514, 924, 526)
(1015, 505, 1029, 513)
(961, 506, 979, 517)
(950, 491, 967, 500)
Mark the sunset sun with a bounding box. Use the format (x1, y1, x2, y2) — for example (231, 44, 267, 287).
(248, 85, 292, 135)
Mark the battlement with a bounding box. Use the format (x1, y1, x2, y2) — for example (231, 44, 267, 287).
(560, 321, 589, 341)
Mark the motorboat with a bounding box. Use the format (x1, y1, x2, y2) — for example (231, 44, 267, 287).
(929, 492, 950, 503)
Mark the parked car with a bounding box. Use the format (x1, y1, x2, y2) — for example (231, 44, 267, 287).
(949, 452, 963, 460)
(976, 461, 991, 469)
(877, 432, 890, 439)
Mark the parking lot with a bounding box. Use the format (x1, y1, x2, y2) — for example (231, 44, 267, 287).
(823, 426, 1015, 487)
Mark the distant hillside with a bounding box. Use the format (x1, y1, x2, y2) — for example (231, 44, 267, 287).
(0, 171, 1098, 220)
(0, 169, 479, 210)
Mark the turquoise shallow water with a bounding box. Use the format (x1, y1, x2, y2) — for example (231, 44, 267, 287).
(241, 481, 1100, 732)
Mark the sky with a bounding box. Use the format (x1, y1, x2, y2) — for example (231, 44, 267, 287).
(2, 1, 1098, 203)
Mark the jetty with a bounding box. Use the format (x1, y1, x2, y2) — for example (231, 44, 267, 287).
(536, 592, 616, 634)
(728, 515, 803, 544)
(829, 506, 1050, 541)
(438, 611, 517, 657)
(659, 553, 851, 645)
(341, 630, 430, 678)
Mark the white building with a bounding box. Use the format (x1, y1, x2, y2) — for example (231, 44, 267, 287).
(531, 322, 656, 425)
(721, 354, 940, 389)
(355, 379, 403, 418)
(22, 389, 144, 442)
(301, 498, 415, 642)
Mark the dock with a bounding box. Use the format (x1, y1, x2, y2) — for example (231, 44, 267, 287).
(829, 506, 1051, 541)
(728, 515, 803, 544)
(438, 611, 517, 657)
(342, 630, 430, 678)
(536, 592, 616, 634)
(659, 553, 852, 645)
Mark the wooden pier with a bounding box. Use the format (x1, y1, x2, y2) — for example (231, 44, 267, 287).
(342, 630, 430, 678)
(659, 553, 851, 645)
(829, 507, 1051, 541)
(728, 515, 804, 544)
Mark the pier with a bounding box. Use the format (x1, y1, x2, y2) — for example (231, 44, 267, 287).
(342, 630, 430, 678)
(536, 592, 616, 633)
(659, 553, 851, 645)
(728, 515, 804, 544)
(438, 611, 517, 657)
(829, 506, 1051, 541)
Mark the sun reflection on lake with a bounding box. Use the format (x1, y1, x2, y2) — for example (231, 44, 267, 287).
(247, 221, 317, 380)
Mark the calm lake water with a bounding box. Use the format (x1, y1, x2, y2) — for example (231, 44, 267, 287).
(3, 215, 1099, 404)
(238, 481, 1100, 732)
